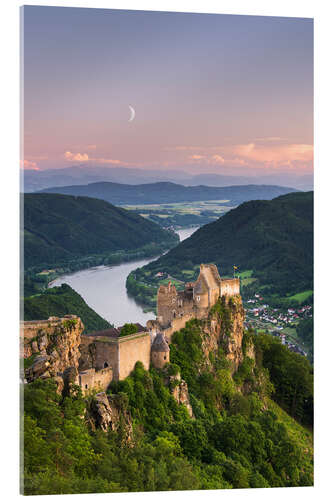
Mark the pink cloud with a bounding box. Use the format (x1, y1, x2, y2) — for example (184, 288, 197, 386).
(169, 140, 313, 173)
(21, 159, 40, 170)
(232, 142, 313, 165)
(189, 154, 204, 160)
(234, 143, 256, 156)
(64, 151, 123, 165)
(64, 151, 89, 162)
(211, 154, 225, 165)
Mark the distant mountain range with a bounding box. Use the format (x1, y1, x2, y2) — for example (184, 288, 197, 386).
(24, 193, 178, 269)
(38, 181, 298, 206)
(23, 165, 314, 192)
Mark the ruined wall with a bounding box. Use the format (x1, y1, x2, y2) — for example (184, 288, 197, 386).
(157, 283, 178, 327)
(220, 278, 240, 296)
(94, 340, 119, 372)
(199, 264, 220, 307)
(193, 277, 209, 309)
(162, 313, 194, 342)
(78, 367, 113, 394)
(118, 332, 151, 380)
(78, 331, 151, 382)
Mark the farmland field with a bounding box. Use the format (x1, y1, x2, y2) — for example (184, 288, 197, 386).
(122, 200, 233, 228)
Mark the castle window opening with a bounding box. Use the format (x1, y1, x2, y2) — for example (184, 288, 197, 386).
(104, 362, 109, 368)
(85, 384, 88, 389)
(164, 355, 167, 360)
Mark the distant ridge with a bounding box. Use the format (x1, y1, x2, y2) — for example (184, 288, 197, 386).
(39, 181, 298, 206)
(23, 165, 313, 192)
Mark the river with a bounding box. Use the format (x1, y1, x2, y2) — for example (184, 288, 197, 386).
(49, 227, 198, 327)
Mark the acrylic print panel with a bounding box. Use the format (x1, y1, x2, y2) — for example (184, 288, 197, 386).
(21, 5, 313, 495)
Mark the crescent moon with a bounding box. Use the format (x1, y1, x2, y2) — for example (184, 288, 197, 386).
(128, 105, 135, 122)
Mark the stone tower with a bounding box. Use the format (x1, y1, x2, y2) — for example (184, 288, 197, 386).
(157, 282, 178, 327)
(151, 333, 170, 369)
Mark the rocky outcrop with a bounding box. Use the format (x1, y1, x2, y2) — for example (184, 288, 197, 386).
(88, 392, 133, 440)
(244, 337, 256, 360)
(222, 296, 245, 371)
(23, 316, 83, 383)
(202, 295, 245, 373)
(164, 372, 193, 418)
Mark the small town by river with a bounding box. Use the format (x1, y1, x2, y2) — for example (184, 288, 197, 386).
(49, 227, 198, 327)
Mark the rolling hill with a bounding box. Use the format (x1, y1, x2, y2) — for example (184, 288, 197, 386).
(128, 192, 313, 299)
(24, 193, 178, 269)
(39, 181, 297, 206)
(24, 284, 111, 333)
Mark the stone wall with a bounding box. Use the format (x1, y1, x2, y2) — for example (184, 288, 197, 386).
(118, 332, 151, 380)
(157, 282, 178, 327)
(78, 366, 113, 394)
(162, 313, 194, 342)
(220, 278, 240, 296)
(79, 331, 151, 381)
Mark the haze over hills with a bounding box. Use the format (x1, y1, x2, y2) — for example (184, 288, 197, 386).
(24, 193, 178, 269)
(23, 165, 313, 192)
(38, 181, 298, 206)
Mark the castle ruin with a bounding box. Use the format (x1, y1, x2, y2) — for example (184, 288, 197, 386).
(21, 263, 240, 394)
(148, 263, 240, 341)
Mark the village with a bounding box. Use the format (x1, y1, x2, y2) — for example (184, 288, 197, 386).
(244, 293, 312, 357)
(150, 269, 312, 358)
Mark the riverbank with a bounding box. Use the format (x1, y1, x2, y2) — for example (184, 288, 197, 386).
(25, 238, 180, 296)
(47, 227, 199, 327)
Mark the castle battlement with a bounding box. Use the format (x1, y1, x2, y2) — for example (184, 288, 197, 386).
(150, 264, 240, 340)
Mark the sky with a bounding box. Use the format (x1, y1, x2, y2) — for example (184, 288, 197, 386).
(22, 6, 313, 178)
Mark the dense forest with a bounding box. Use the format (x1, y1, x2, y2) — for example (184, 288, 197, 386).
(24, 193, 178, 270)
(127, 192, 313, 307)
(23, 313, 313, 494)
(24, 284, 111, 333)
(39, 181, 297, 206)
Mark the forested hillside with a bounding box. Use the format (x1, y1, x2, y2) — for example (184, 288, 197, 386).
(39, 181, 297, 206)
(24, 284, 111, 333)
(24, 193, 178, 270)
(23, 309, 313, 494)
(128, 192, 313, 303)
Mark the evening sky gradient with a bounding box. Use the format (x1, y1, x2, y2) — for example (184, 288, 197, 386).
(23, 6, 313, 177)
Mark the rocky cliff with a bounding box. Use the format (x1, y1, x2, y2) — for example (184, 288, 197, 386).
(164, 372, 193, 418)
(202, 295, 245, 373)
(23, 316, 83, 383)
(87, 392, 133, 441)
